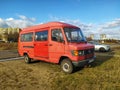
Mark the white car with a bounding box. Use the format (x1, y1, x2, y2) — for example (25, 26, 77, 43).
(88, 41, 110, 52)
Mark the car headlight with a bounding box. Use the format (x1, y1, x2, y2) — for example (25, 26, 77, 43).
(71, 50, 84, 56)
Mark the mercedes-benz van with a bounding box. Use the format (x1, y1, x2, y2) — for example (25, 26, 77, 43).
(18, 22, 95, 73)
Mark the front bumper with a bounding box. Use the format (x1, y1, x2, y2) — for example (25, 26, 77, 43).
(72, 56, 96, 67)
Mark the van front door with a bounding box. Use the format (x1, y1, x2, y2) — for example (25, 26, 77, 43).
(34, 30, 49, 59)
(49, 28, 65, 63)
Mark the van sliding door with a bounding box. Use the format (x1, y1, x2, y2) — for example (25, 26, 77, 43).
(34, 30, 49, 59)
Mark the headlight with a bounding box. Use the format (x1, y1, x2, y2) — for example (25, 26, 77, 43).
(71, 50, 84, 56)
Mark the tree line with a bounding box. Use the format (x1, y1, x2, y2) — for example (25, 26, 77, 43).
(86, 37, 120, 43)
(0, 28, 20, 42)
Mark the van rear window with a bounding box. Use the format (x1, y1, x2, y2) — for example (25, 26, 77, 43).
(20, 32, 33, 42)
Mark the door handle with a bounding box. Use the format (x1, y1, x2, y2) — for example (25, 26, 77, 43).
(49, 44, 53, 46)
(45, 44, 48, 46)
(45, 44, 53, 46)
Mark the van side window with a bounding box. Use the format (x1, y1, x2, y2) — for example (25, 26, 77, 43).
(35, 30, 48, 41)
(20, 32, 33, 42)
(51, 29, 63, 42)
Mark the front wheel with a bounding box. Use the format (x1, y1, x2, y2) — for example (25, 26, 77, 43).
(60, 58, 74, 74)
(24, 54, 31, 64)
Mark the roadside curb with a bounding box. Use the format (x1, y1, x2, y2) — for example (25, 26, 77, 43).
(0, 57, 24, 62)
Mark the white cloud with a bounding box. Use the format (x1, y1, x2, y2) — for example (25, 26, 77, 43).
(95, 18, 120, 39)
(49, 15, 93, 31)
(49, 15, 120, 39)
(0, 15, 120, 39)
(18, 15, 36, 22)
(6, 18, 14, 21)
(18, 15, 27, 20)
(0, 15, 36, 28)
(0, 18, 9, 28)
(69, 19, 120, 40)
(49, 15, 95, 36)
(101, 18, 120, 29)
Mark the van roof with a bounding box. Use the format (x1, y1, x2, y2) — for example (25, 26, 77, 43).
(22, 21, 79, 31)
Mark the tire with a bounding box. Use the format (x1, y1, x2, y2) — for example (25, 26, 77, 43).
(24, 54, 31, 64)
(60, 58, 74, 74)
(99, 47, 106, 52)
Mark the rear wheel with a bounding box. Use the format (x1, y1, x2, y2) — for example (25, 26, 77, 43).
(60, 58, 74, 74)
(24, 54, 31, 64)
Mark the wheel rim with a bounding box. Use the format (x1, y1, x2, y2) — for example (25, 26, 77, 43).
(63, 63, 70, 72)
(24, 56, 28, 62)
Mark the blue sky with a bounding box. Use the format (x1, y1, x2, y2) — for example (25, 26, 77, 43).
(0, 0, 120, 39)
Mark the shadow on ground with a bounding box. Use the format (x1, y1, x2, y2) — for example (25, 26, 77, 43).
(93, 50, 115, 67)
(74, 50, 115, 73)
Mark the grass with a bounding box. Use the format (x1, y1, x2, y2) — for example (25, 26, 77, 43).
(50, 51, 120, 90)
(0, 43, 17, 50)
(0, 43, 120, 90)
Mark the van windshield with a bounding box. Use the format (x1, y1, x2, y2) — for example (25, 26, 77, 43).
(64, 27, 86, 43)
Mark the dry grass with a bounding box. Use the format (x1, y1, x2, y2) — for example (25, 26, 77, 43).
(112, 46, 120, 50)
(0, 43, 17, 50)
(51, 51, 120, 90)
(0, 60, 53, 90)
(0, 46, 120, 90)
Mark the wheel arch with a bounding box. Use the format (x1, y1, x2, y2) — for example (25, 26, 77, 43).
(99, 47, 106, 52)
(23, 52, 28, 56)
(59, 56, 71, 65)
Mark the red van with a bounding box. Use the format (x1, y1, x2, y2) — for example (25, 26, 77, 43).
(18, 21, 95, 73)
